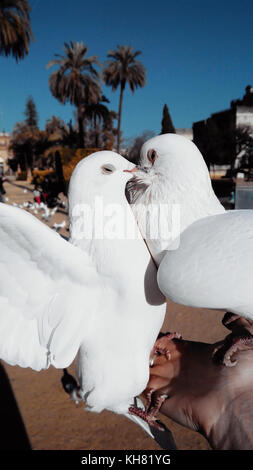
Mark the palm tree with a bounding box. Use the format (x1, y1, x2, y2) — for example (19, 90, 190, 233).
(82, 95, 111, 147)
(103, 45, 146, 153)
(0, 0, 33, 61)
(47, 41, 101, 147)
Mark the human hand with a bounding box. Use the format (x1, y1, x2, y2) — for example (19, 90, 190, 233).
(145, 324, 253, 450)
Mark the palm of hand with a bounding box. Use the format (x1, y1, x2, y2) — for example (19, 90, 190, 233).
(145, 334, 253, 449)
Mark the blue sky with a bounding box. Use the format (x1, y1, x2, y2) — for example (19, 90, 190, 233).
(0, 0, 252, 141)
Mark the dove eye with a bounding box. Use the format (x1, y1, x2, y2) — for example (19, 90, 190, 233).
(147, 149, 158, 164)
(101, 164, 115, 174)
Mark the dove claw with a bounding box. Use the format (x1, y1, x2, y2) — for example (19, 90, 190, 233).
(150, 331, 182, 362)
(212, 331, 253, 367)
(129, 405, 164, 431)
(129, 388, 168, 431)
(149, 356, 155, 367)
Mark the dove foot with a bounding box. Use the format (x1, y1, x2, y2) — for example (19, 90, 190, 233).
(129, 395, 168, 431)
(150, 331, 182, 366)
(212, 332, 253, 367)
(129, 388, 168, 431)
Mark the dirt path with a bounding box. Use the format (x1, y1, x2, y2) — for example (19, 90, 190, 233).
(0, 180, 227, 450)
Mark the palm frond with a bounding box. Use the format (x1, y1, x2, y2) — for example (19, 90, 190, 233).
(47, 40, 101, 107)
(103, 45, 146, 92)
(0, 0, 33, 61)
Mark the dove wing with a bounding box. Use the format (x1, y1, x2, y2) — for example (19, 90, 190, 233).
(0, 203, 99, 371)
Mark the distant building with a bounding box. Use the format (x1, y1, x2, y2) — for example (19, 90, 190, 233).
(0, 131, 13, 169)
(193, 85, 253, 175)
(176, 128, 193, 141)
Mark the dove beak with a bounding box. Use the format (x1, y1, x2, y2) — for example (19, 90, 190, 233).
(123, 167, 138, 173)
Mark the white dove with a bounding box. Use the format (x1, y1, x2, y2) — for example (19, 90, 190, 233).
(40, 202, 51, 221)
(50, 206, 58, 217)
(53, 220, 66, 231)
(126, 133, 253, 368)
(0, 150, 166, 433)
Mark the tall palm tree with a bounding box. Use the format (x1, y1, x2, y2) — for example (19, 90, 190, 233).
(0, 0, 33, 61)
(103, 45, 146, 153)
(47, 41, 101, 147)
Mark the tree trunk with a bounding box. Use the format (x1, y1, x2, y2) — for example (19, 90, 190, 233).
(78, 106, 84, 148)
(55, 151, 67, 196)
(94, 115, 99, 148)
(117, 81, 125, 153)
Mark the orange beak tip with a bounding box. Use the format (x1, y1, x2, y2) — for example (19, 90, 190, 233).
(124, 167, 138, 173)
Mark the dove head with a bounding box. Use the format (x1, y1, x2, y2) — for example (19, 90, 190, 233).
(68, 150, 134, 210)
(137, 133, 212, 191)
(127, 133, 224, 211)
(126, 133, 224, 263)
(68, 150, 139, 250)
(68, 150, 162, 296)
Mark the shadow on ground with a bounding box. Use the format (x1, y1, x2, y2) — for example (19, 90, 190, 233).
(0, 362, 31, 450)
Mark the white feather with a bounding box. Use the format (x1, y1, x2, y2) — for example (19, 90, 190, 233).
(68, 151, 166, 414)
(127, 133, 253, 321)
(0, 202, 97, 371)
(0, 150, 166, 425)
(127, 133, 224, 265)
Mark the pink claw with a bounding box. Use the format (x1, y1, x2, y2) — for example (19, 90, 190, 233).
(150, 331, 182, 365)
(128, 405, 165, 431)
(212, 332, 253, 367)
